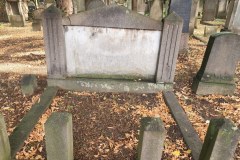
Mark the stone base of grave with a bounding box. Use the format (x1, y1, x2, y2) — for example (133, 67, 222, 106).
(9, 15, 25, 27)
(179, 33, 189, 52)
(192, 77, 236, 95)
(47, 78, 173, 93)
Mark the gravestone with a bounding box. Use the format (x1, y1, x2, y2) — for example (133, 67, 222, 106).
(149, 0, 163, 21)
(86, 0, 105, 10)
(137, 117, 166, 160)
(225, 0, 240, 35)
(192, 32, 240, 95)
(32, 8, 44, 31)
(5, 0, 28, 27)
(169, 0, 192, 51)
(189, 0, 199, 35)
(216, 0, 228, 19)
(45, 112, 73, 160)
(21, 74, 37, 96)
(137, 0, 147, 14)
(43, 5, 183, 93)
(202, 0, 218, 21)
(73, 0, 85, 13)
(199, 118, 240, 160)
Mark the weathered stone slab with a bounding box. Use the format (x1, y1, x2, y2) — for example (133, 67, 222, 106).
(156, 12, 183, 83)
(0, 114, 11, 160)
(149, 0, 163, 21)
(45, 112, 73, 160)
(202, 0, 218, 21)
(169, 0, 192, 33)
(192, 32, 240, 95)
(65, 26, 161, 81)
(137, 117, 166, 160)
(225, 0, 240, 35)
(47, 78, 173, 93)
(163, 91, 203, 160)
(21, 74, 37, 96)
(86, 0, 105, 10)
(9, 87, 58, 157)
(9, 15, 25, 27)
(62, 5, 162, 30)
(204, 26, 218, 37)
(199, 118, 240, 160)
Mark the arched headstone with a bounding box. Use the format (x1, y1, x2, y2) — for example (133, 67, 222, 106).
(192, 32, 240, 95)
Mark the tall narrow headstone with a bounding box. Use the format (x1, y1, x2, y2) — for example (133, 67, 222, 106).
(192, 32, 240, 95)
(225, 0, 240, 35)
(202, 0, 218, 21)
(137, 117, 166, 160)
(199, 118, 240, 160)
(42, 6, 67, 78)
(0, 114, 11, 160)
(45, 112, 73, 160)
(169, 0, 192, 51)
(156, 12, 183, 83)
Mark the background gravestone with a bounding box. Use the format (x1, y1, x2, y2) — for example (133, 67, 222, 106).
(189, 0, 199, 35)
(216, 0, 228, 19)
(149, 0, 163, 21)
(169, 0, 192, 51)
(202, 0, 218, 21)
(225, 0, 240, 35)
(192, 32, 240, 95)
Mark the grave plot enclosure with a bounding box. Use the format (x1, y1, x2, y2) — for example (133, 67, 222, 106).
(43, 5, 183, 93)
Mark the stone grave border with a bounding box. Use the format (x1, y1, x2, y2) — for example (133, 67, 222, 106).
(42, 5, 183, 93)
(1, 86, 239, 159)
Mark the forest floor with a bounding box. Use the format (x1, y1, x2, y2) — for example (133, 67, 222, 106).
(0, 22, 239, 160)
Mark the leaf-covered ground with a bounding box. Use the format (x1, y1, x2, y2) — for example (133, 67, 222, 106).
(0, 22, 239, 160)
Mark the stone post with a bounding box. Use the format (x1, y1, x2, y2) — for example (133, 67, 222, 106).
(137, 117, 166, 160)
(21, 74, 38, 96)
(42, 5, 67, 79)
(192, 32, 240, 95)
(225, 0, 240, 35)
(199, 118, 240, 160)
(0, 114, 11, 160)
(45, 112, 73, 160)
(156, 12, 183, 83)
